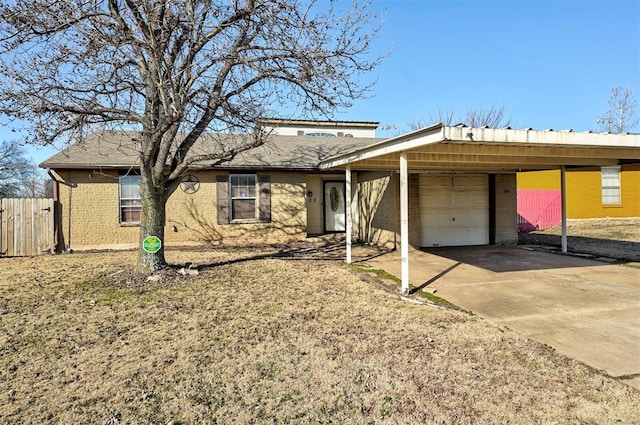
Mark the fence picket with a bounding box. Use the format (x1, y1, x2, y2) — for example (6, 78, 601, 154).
(0, 198, 54, 257)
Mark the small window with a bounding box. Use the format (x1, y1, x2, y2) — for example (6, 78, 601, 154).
(230, 174, 257, 220)
(305, 132, 336, 137)
(601, 167, 621, 205)
(120, 175, 142, 223)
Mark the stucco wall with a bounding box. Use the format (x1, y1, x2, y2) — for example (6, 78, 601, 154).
(355, 171, 417, 249)
(56, 170, 139, 250)
(55, 169, 309, 250)
(357, 171, 396, 248)
(518, 166, 640, 218)
(304, 173, 346, 235)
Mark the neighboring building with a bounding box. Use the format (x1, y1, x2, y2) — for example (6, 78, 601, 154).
(517, 166, 640, 231)
(40, 122, 640, 253)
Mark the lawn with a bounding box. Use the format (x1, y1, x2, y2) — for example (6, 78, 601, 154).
(1, 247, 639, 424)
(519, 217, 640, 262)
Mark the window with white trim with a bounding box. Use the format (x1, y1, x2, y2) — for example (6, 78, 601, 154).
(601, 166, 621, 205)
(230, 174, 257, 220)
(119, 175, 142, 223)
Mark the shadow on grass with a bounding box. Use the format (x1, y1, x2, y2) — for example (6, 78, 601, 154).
(180, 240, 388, 271)
(518, 233, 640, 263)
(349, 264, 459, 310)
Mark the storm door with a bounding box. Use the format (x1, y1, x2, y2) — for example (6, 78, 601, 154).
(323, 181, 346, 232)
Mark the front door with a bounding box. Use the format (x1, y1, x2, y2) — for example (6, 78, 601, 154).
(324, 181, 346, 232)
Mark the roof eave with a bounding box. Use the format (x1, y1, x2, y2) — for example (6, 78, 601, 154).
(320, 123, 445, 169)
(320, 125, 640, 170)
(444, 126, 640, 148)
(259, 118, 380, 129)
(41, 163, 326, 172)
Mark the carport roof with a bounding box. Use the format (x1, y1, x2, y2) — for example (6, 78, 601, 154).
(320, 124, 640, 172)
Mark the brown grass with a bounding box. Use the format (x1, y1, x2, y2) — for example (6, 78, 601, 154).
(539, 218, 640, 242)
(1, 248, 639, 424)
(520, 217, 640, 262)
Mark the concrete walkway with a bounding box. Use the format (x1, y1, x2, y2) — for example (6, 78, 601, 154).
(363, 246, 640, 389)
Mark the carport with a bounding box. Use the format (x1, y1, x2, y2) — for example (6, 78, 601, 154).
(320, 124, 640, 293)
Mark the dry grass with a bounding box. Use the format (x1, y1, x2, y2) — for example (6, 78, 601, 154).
(520, 217, 640, 262)
(540, 218, 640, 242)
(1, 248, 639, 424)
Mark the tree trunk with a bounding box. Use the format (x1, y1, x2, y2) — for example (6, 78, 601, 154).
(137, 188, 169, 273)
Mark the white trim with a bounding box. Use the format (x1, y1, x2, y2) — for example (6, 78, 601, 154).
(400, 152, 409, 294)
(601, 166, 622, 205)
(444, 126, 640, 148)
(320, 124, 445, 169)
(320, 125, 640, 170)
(119, 175, 141, 224)
(345, 166, 352, 264)
(230, 173, 258, 221)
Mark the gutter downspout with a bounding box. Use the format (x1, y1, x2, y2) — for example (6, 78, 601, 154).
(46, 169, 77, 252)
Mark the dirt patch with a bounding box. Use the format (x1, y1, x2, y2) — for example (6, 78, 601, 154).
(1, 248, 639, 423)
(519, 217, 640, 262)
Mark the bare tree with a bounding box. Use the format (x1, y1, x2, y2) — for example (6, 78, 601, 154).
(0, 0, 384, 272)
(596, 86, 639, 133)
(463, 105, 511, 128)
(407, 104, 511, 131)
(0, 141, 46, 198)
(21, 165, 49, 197)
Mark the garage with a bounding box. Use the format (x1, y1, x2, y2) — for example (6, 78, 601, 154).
(419, 174, 489, 247)
(320, 123, 640, 292)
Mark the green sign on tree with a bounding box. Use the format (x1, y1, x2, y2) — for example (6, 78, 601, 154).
(142, 236, 162, 253)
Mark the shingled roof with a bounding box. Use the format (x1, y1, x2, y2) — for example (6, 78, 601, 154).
(40, 130, 385, 171)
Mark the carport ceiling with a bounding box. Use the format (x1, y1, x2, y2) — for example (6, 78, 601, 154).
(320, 124, 640, 172)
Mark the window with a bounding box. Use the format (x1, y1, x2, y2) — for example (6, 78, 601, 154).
(601, 167, 621, 205)
(217, 174, 271, 224)
(120, 175, 142, 223)
(305, 132, 336, 137)
(230, 174, 257, 220)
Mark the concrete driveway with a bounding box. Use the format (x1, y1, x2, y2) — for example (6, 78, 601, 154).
(365, 246, 640, 389)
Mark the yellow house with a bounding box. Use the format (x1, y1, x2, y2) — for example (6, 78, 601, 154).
(518, 165, 640, 222)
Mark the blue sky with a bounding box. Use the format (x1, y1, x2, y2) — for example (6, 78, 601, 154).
(340, 0, 640, 136)
(8, 0, 640, 164)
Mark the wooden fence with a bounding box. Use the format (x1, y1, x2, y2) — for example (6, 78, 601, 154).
(0, 198, 55, 257)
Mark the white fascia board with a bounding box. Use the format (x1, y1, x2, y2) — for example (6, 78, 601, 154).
(320, 124, 446, 169)
(321, 125, 640, 170)
(445, 126, 640, 148)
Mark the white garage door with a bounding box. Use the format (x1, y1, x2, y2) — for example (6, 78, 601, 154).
(419, 174, 489, 247)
